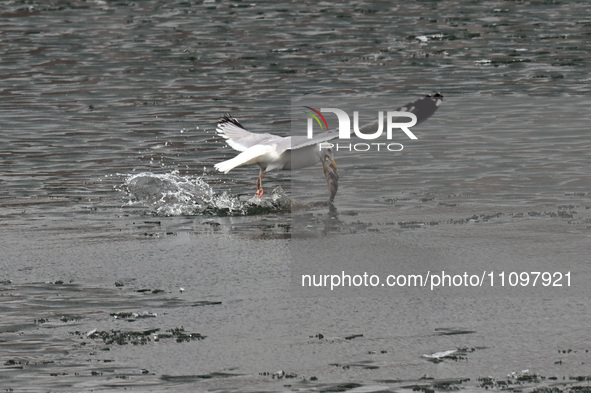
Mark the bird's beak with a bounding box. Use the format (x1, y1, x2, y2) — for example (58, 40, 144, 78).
(322, 153, 339, 203)
(322, 152, 337, 172)
(327, 155, 338, 170)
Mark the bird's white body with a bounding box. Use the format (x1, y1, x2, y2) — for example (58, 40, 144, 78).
(214, 137, 324, 174)
(282, 144, 325, 170)
(213, 117, 327, 174)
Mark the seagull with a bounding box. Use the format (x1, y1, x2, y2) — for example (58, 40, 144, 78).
(214, 93, 443, 202)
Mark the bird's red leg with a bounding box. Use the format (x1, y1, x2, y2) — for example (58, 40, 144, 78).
(256, 170, 266, 198)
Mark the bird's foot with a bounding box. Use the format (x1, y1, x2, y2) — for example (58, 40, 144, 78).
(256, 188, 264, 198)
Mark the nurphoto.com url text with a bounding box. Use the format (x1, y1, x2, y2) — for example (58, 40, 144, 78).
(301, 271, 571, 291)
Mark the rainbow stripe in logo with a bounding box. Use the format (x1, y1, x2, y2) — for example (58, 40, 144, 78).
(303, 106, 328, 130)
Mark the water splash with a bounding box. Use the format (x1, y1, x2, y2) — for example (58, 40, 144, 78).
(122, 171, 291, 216)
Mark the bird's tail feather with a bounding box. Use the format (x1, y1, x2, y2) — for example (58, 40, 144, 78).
(214, 144, 274, 174)
(214, 158, 239, 174)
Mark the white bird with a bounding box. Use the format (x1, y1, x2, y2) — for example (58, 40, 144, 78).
(214, 93, 443, 202)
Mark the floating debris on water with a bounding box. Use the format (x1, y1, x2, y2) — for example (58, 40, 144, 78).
(110, 311, 157, 321)
(136, 288, 165, 294)
(160, 372, 244, 382)
(191, 300, 222, 307)
(344, 334, 364, 340)
(435, 327, 477, 335)
(73, 327, 205, 345)
(422, 347, 483, 363)
(401, 378, 470, 393)
(422, 349, 458, 362)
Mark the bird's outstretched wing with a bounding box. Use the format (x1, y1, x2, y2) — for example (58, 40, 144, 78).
(214, 115, 292, 173)
(290, 93, 444, 151)
(396, 92, 443, 127)
(216, 115, 286, 152)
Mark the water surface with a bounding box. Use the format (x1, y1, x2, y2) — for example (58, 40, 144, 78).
(1, 1, 590, 392)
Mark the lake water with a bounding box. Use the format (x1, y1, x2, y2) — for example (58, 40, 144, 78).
(1, 1, 590, 392)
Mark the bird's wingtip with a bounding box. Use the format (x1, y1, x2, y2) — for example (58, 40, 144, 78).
(217, 114, 245, 129)
(427, 92, 444, 106)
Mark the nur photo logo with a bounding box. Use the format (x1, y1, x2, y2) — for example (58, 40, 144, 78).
(300, 102, 419, 152)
